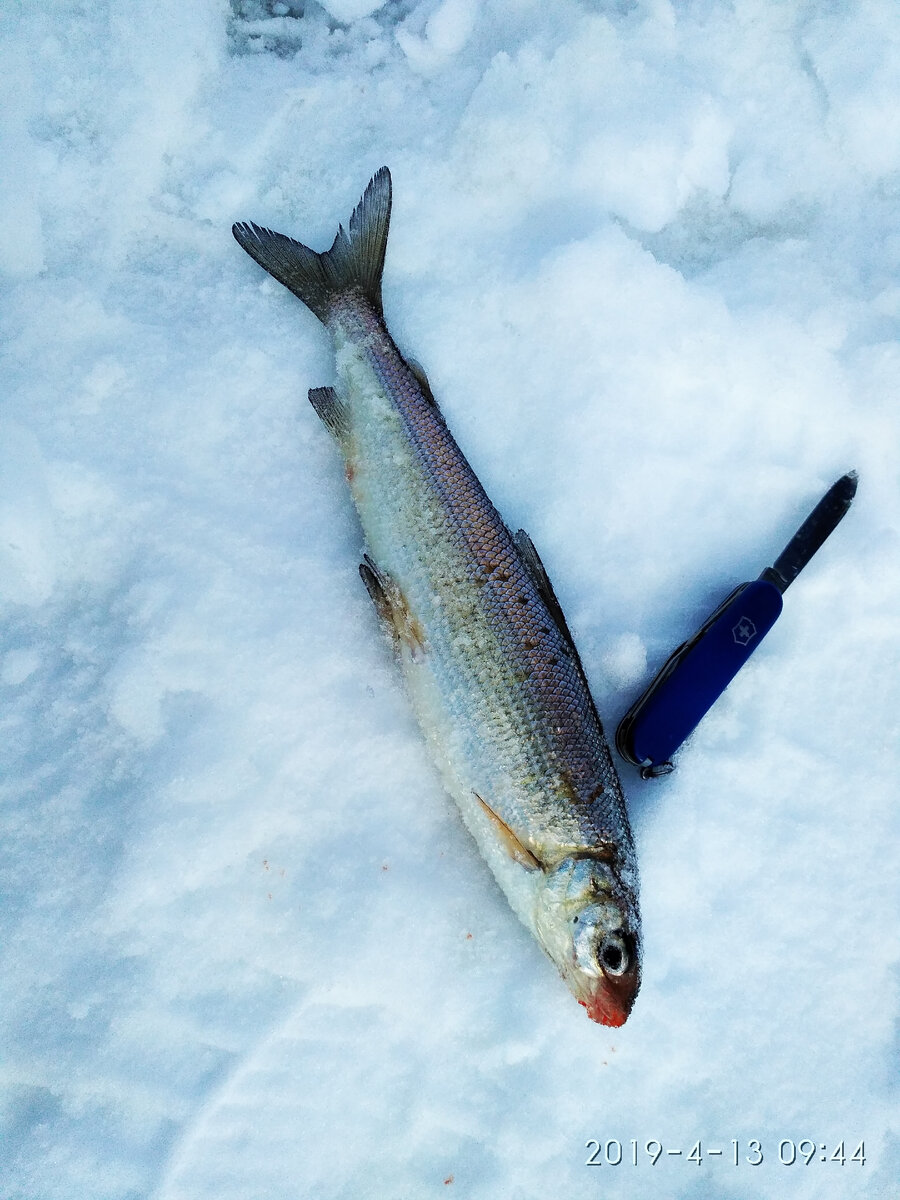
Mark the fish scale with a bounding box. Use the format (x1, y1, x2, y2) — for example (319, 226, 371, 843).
(233, 167, 642, 1025)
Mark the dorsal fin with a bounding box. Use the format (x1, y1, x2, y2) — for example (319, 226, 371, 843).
(513, 528, 607, 732)
(513, 528, 579, 659)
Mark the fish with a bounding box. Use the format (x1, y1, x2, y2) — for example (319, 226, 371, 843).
(233, 167, 641, 1026)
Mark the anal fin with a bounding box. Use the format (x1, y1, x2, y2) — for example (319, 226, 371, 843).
(474, 793, 544, 872)
(309, 386, 349, 439)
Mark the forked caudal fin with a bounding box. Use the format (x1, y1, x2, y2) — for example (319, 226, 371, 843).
(232, 166, 392, 323)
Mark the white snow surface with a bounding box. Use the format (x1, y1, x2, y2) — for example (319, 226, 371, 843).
(3, 1, 899, 1197)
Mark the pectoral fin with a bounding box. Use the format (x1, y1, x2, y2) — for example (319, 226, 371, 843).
(474, 793, 544, 872)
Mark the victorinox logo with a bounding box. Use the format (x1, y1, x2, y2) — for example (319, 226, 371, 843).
(732, 617, 757, 646)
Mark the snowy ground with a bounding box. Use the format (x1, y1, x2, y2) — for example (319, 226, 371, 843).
(2, 1, 900, 1197)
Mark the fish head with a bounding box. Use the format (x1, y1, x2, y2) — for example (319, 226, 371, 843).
(534, 855, 641, 1027)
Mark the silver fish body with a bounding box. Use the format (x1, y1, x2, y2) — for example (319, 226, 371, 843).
(234, 168, 641, 1025)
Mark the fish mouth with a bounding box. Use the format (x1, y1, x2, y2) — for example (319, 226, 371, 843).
(580, 991, 630, 1028)
(574, 963, 640, 1027)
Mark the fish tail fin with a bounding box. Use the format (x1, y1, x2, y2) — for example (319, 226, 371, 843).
(232, 166, 392, 323)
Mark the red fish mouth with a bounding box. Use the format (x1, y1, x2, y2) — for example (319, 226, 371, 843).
(574, 962, 640, 1027)
(579, 994, 629, 1027)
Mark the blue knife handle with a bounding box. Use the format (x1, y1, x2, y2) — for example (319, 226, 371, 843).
(615, 579, 784, 776)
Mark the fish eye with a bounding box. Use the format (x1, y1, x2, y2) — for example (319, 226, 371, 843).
(573, 914, 630, 979)
(597, 933, 629, 977)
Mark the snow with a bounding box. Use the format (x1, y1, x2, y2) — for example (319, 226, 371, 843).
(2, 1, 899, 1197)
